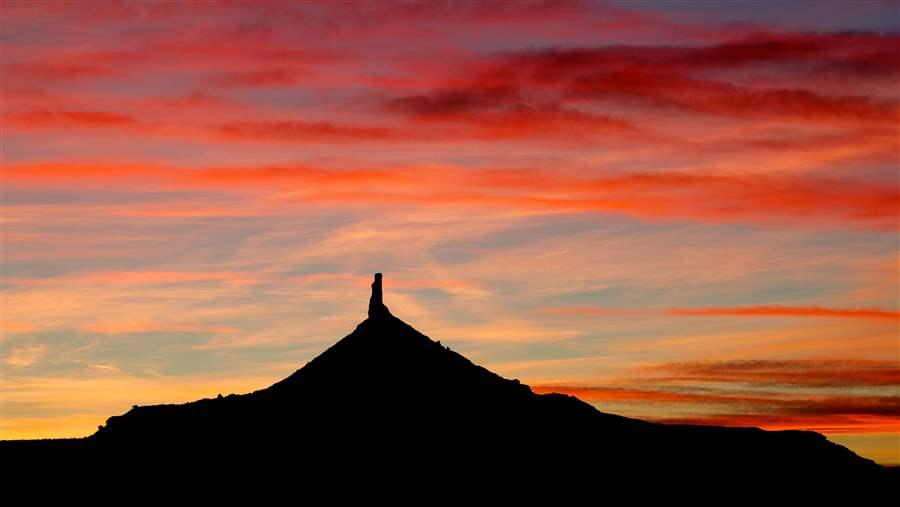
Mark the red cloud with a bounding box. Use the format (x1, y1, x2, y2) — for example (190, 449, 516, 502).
(210, 68, 302, 88)
(381, 31, 898, 133)
(567, 69, 897, 124)
(4, 163, 164, 188)
(641, 359, 900, 387)
(218, 121, 399, 142)
(510, 32, 900, 76)
(6, 163, 897, 230)
(3, 62, 117, 81)
(7, 110, 139, 128)
(404, 105, 637, 141)
(170, 165, 401, 189)
(386, 84, 522, 116)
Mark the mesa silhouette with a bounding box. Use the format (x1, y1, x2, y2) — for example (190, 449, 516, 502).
(2, 274, 890, 489)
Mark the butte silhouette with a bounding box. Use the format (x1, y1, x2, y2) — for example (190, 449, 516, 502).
(1, 273, 892, 494)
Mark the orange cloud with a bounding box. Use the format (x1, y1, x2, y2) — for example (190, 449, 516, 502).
(532, 385, 744, 404)
(7, 162, 896, 230)
(0, 320, 42, 334)
(3, 344, 48, 367)
(171, 165, 400, 189)
(533, 385, 900, 412)
(666, 306, 900, 319)
(544, 305, 900, 321)
(2, 162, 163, 186)
(649, 414, 899, 434)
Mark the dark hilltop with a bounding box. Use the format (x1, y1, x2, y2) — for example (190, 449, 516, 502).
(2, 273, 892, 495)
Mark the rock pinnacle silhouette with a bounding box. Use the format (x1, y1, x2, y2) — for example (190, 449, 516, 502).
(368, 272, 391, 318)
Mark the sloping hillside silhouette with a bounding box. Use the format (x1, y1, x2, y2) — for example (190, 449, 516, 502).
(2, 274, 891, 493)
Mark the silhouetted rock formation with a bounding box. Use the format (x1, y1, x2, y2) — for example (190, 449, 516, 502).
(1, 274, 891, 495)
(367, 272, 390, 318)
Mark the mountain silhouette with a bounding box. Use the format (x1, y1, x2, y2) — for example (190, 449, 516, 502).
(2, 274, 892, 494)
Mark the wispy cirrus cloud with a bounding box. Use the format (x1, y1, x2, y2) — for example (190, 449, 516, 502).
(0, 320, 42, 334)
(533, 359, 900, 434)
(81, 321, 241, 335)
(6, 110, 141, 129)
(3, 344, 48, 368)
(5, 162, 897, 229)
(543, 305, 900, 321)
(639, 359, 900, 387)
(217, 120, 401, 142)
(4, 270, 256, 288)
(209, 68, 304, 88)
(381, 31, 899, 135)
(652, 414, 899, 434)
(2, 61, 121, 82)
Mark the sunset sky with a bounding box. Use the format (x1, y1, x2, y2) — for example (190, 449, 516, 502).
(1, 0, 898, 464)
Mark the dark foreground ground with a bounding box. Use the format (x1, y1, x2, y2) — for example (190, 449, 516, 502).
(3, 310, 894, 497)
